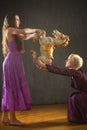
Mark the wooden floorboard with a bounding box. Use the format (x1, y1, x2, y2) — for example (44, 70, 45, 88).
(0, 104, 87, 130)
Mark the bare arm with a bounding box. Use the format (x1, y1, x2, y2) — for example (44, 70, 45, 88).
(21, 29, 43, 40)
(17, 33, 37, 40)
(8, 27, 43, 40)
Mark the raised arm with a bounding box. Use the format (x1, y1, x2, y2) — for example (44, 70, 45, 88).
(8, 27, 43, 40)
(22, 29, 43, 40)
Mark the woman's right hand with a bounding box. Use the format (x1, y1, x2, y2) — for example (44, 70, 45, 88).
(36, 29, 44, 37)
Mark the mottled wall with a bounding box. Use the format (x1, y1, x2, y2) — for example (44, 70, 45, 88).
(0, 0, 87, 105)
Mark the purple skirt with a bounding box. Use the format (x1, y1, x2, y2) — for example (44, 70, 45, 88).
(1, 51, 32, 111)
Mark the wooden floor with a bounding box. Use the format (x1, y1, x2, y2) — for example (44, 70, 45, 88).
(0, 104, 87, 130)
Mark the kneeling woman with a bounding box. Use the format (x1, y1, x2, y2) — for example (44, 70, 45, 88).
(34, 53, 87, 123)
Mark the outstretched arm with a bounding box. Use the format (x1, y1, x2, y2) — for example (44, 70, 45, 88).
(18, 33, 37, 40)
(46, 64, 82, 77)
(23, 29, 43, 40)
(8, 27, 43, 40)
(34, 60, 82, 78)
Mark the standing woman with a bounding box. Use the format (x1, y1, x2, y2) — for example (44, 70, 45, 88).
(1, 12, 42, 125)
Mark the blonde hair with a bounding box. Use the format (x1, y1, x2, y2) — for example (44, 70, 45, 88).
(68, 54, 83, 69)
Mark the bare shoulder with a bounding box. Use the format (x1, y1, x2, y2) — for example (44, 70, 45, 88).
(8, 27, 17, 33)
(7, 28, 16, 41)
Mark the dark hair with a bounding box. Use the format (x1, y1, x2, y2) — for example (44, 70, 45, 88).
(2, 12, 25, 56)
(5, 12, 17, 28)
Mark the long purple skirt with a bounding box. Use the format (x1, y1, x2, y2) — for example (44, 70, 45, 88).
(1, 51, 32, 111)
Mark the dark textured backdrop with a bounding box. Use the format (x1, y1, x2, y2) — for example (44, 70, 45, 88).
(0, 0, 87, 105)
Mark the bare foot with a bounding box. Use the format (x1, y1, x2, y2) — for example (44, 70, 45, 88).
(2, 118, 10, 125)
(9, 119, 25, 126)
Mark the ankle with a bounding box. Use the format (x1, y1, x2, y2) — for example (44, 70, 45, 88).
(1, 118, 9, 123)
(2, 112, 9, 121)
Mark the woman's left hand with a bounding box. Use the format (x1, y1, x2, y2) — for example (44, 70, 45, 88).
(36, 29, 44, 36)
